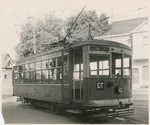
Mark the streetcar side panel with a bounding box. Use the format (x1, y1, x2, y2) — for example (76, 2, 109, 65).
(13, 47, 70, 103)
(13, 84, 69, 102)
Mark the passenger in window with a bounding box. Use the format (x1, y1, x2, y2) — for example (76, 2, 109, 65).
(50, 62, 54, 68)
(116, 73, 120, 77)
(57, 69, 62, 80)
(46, 63, 48, 69)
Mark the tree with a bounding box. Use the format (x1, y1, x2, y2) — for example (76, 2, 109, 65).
(15, 14, 65, 57)
(65, 10, 110, 42)
(15, 11, 110, 57)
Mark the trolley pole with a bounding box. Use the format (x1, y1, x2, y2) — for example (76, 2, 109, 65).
(32, 20, 36, 53)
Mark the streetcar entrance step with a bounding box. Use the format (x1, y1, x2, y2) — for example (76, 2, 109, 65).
(66, 109, 82, 114)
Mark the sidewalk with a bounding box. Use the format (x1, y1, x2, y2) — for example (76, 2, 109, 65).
(133, 88, 149, 94)
(132, 88, 149, 101)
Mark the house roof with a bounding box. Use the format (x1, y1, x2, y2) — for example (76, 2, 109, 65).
(2, 54, 8, 61)
(101, 17, 148, 36)
(2, 53, 13, 69)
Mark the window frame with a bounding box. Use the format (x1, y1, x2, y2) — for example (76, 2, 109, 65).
(89, 54, 110, 77)
(73, 51, 83, 80)
(13, 53, 68, 84)
(123, 54, 131, 77)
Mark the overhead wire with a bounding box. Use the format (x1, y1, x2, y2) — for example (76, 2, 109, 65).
(109, 7, 147, 19)
(15, 6, 148, 39)
(15, 6, 147, 28)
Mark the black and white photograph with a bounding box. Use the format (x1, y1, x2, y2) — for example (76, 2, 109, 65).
(0, 0, 149, 124)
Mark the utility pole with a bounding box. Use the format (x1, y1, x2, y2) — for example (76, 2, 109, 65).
(29, 17, 36, 53)
(111, 7, 113, 40)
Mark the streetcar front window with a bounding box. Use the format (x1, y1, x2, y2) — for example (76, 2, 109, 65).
(90, 55, 110, 76)
(124, 54, 131, 77)
(90, 62, 97, 75)
(112, 53, 122, 77)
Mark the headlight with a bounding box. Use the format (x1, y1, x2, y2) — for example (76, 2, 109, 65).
(115, 85, 123, 94)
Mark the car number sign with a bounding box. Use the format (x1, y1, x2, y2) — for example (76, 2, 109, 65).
(97, 82, 104, 90)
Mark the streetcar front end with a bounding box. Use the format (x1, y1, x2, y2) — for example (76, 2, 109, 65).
(70, 40, 134, 116)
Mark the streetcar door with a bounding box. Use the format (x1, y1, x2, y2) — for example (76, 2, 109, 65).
(72, 50, 83, 101)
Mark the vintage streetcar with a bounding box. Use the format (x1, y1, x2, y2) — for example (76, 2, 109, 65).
(13, 39, 134, 118)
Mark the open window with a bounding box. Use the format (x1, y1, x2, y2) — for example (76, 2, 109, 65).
(19, 65, 24, 84)
(42, 60, 49, 84)
(112, 53, 122, 77)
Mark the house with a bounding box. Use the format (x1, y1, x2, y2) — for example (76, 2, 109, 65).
(95, 17, 149, 89)
(1, 53, 13, 96)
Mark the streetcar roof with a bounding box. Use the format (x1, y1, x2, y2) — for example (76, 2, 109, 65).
(16, 39, 130, 63)
(69, 39, 131, 50)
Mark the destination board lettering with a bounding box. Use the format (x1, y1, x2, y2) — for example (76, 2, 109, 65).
(90, 46, 109, 52)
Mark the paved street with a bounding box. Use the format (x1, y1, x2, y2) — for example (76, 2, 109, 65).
(127, 88, 149, 124)
(2, 96, 82, 124)
(2, 89, 149, 124)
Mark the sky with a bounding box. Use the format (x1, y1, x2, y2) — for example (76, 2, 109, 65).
(0, 0, 149, 60)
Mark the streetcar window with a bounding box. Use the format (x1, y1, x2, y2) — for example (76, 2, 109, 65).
(116, 59, 121, 68)
(74, 64, 80, 71)
(57, 57, 62, 67)
(64, 55, 68, 66)
(103, 60, 109, 69)
(73, 72, 79, 79)
(36, 71, 41, 84)
(42, 60, 48, 69)
(90, 62, 97, 70)
(99, 58, 109, 75)
(124, 58, 129, 67)
(36, 71, 41, 80)
(57, 68, 62, 80)
(24, 64, 29, 71)
(115, 59, 121, 76)
(90, 56, 98, 75)
(103, 70, 109, 75)
(90, 62, 97, 75)
(30, 71, 35, 84)
(73, 51, 83, 80)
(81, 64, 83, 71)
(49, 58, 56, 68)
(73, 71, 80, 80)
(49, 69, 57, 81)
(30, 63, 35, 70)
(36, 62, 41, 70)
(13, 73, 19, 84)
(64, 67, 69, 75)
(13, 66, 18, 73)
(42, 70, 49, 80)
(90, 55, 109, 76)
(124, 55, 131, 77)
(19, 72, 24, 84)
(64, 55, 69, 76)
(24, 72, 30, 83)
(112, 53, 122, 77)
(19, 65, 23, 72)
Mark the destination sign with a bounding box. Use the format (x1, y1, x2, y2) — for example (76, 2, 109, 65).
(90, 46, 109, 52)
